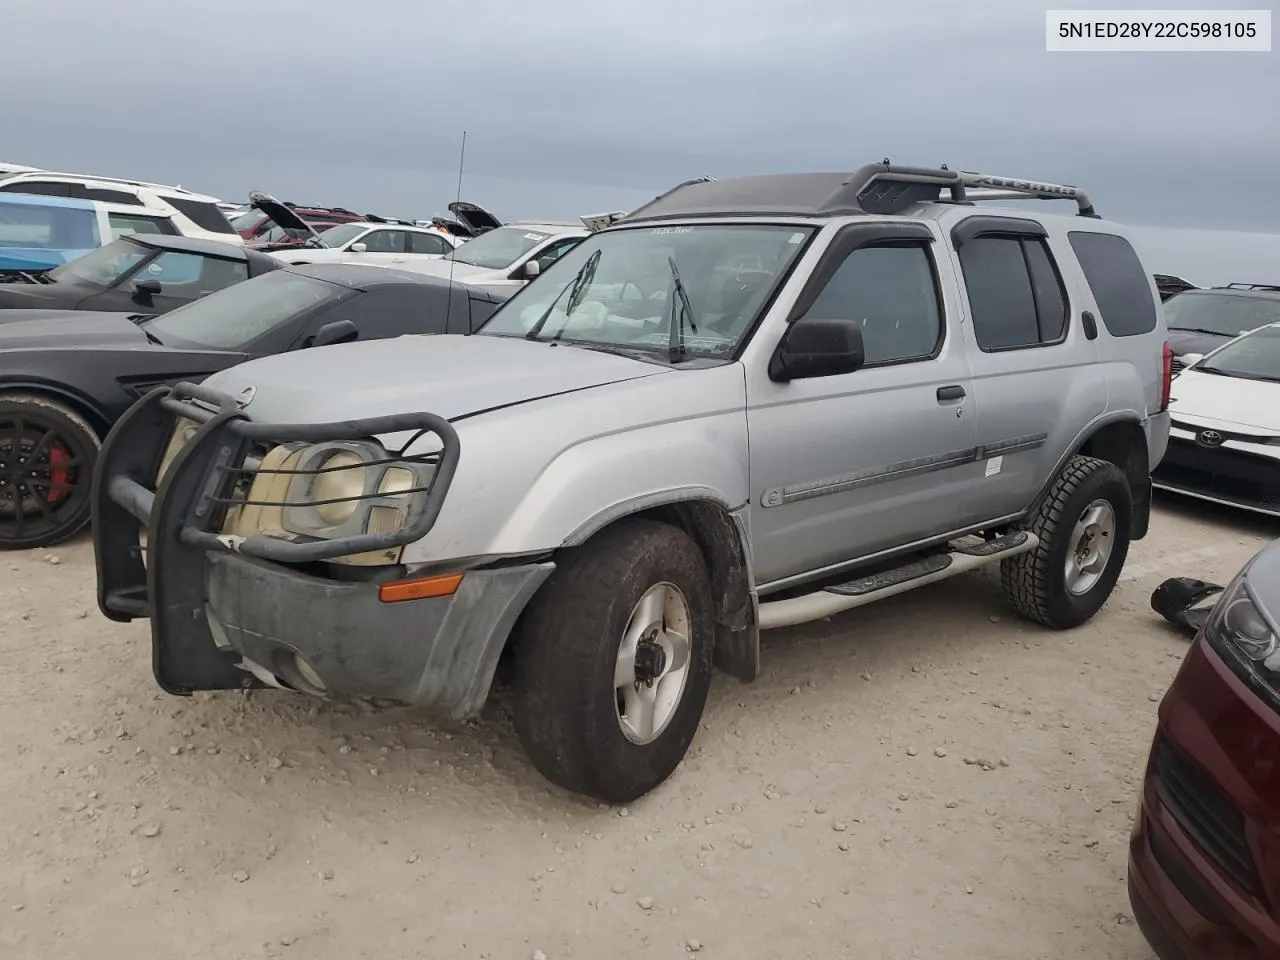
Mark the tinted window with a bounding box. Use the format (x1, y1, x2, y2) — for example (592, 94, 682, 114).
(1067, 231, 1157, 337)
(0, 180, 72, 197)
(144, 271, 343, 349)
(81, 187, 142, 205)
(958, 235, 1068, 351)
(107, 212, 179, 239)
(0, 201, 98, 249)
(167, 197, 237, 234)
(408, 231, 449, 255)
(799, 242, 942, 365)
(359, 230, 405, 253)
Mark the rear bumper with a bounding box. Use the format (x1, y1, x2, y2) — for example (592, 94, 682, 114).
(1126, 638, 1280, 960)
(90, 381, 548, 719)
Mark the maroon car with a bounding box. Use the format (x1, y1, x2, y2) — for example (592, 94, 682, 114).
(1130, 539, 1280, 959)
(232, 202, 365, 244)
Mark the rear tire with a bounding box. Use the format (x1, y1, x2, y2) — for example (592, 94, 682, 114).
(512, 519, 715, 803)
(1001, 455, 1132, 629)
(0, 394, 100, 550)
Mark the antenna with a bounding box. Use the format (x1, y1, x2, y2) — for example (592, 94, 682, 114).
(443, 130, 467, 334)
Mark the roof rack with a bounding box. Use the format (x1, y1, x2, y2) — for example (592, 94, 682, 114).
(620, 162, 1098, 224)
(1221, 282, 1280, 292)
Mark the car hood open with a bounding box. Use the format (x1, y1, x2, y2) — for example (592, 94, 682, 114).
(0, 310, 150, 350)
(247, 191, 327, 247)
(448, 201, 503, 235)
(1170, 368, 1280, 433)
(202, 333, 668, 425)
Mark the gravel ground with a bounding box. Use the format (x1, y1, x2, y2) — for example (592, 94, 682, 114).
(2, 496, 1276, 960)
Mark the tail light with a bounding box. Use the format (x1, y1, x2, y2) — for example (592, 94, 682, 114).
(1159, 341, 1173, 411)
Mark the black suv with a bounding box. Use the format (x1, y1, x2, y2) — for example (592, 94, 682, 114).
(1164, 282, 1280, 371)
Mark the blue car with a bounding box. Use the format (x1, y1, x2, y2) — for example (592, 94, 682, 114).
(0, 191, 181, 274)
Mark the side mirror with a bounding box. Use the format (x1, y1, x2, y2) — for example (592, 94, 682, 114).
(132, 278, 162, 302)
(349, 242, 368, 254)
(309, 319, 358, 348)
(1178, 352, 1204, 368)
(524, 259, 541, 279)
(768, 316, 866, 382)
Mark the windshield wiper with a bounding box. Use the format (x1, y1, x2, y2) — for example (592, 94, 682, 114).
(140, 326, 164, 346)
(1192, 364, 1239, 378)
(525, 249, 600, 340)
(1169, 326, 1229, 336)
(666, 257, 698, 363)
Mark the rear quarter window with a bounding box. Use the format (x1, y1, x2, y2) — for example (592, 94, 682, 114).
(167, 197, 237, 234)
(1067, 231, 1158, 337)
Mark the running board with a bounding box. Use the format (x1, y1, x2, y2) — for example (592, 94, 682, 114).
(757, 531, 1038, 630)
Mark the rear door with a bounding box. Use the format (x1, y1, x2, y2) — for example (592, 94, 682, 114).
(945, 215, 1106, 521)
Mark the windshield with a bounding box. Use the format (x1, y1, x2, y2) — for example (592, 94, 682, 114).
(143, 271, 345, 350)
(1195, 325, 1280, 382)
(1163, 291, 1280, 337)
(316, 222, 369, 248)
(47, 237, 150, 286)
(477, 223, 814, 359)
(231, 210, 267, 232)
(444, 226, 555, 269)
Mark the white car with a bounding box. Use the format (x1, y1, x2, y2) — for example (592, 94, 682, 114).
(1153, 321, 1280, 517)
(0, 161, 42, 177)
(402, 221, 590, 298)
(0, 170, 241, 244)
(246, 192, 462, 266)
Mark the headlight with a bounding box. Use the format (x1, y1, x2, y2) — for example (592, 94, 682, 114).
(1204, 570, 1280, 694)
(310, 450, 368, 527)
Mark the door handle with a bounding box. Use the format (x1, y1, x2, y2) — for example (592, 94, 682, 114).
(1082, 310, 1099, 340)
(937, 385, 966, 402)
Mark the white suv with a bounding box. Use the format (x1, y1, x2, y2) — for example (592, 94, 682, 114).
(0, 170, 241, 244)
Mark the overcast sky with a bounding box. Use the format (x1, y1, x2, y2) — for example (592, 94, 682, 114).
(3, 0, 1278, 251)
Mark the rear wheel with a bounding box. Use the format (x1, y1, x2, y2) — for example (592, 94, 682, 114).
(512, 519, 715, 802)
(0, 394, 100, 550)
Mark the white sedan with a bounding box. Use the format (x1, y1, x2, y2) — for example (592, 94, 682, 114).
(273, 220, 463, 267)
(1153, 321, 1280, 517)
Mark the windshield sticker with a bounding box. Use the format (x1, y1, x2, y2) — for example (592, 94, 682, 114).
(523, 232, 547, 241)
(788, 232, 805, 244)
(650, 226, 693, 236)
(147, 263, 163, 274)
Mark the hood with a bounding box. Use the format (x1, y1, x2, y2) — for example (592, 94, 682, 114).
(1169, 368, 1280, 433)
(397, 259, 498, 283)
(203, 333, 667, 424)
(448, 201, 502, 236)
(1167, 329, 1230, 357)
(247, 191, 326, 247)
(0, 275, 77, 309)
(0, 310, 149, 350)
(0, 248, 92, 272)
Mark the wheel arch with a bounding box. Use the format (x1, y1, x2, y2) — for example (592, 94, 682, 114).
(0, 381, 113, 438)
(550, 490, 760, 683)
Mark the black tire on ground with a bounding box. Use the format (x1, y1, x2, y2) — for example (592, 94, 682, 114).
(511, 518, 715, 803)
(0, 393, 101, 550)
(1001, 454, 1133, 629)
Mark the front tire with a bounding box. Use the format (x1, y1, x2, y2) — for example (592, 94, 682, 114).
(1001, 455, 1132, 629)
(0, 394, 100, 550)
(512, 519, 715, 803)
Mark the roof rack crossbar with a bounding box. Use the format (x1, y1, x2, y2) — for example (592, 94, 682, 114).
(1222, 282, 1280, 291)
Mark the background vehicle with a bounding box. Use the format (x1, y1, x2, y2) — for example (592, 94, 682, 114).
(0, 192, 187, 275)
(233, 201, 367, 243)
(0, 162, 42, 177)
(1164, 283, 1280, 372)
(1154, 273, 1198, 301)
(0, 234, 279, 315)
(404, 220, 589, 297)
(0, 170, 240, 243)
(1154, 322, 1280, 517)
(1129, 539, 1280, 960)
(92, 162, 1172, 802)
(0, 263, 501, 549)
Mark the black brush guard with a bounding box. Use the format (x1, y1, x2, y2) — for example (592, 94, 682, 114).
(92, 381, 460, 695)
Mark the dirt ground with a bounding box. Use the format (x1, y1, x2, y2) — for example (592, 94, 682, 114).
(2, 497, 1276, 960)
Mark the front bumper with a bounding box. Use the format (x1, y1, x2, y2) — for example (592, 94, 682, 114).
(1127, 638, 1280, 960)
(91, 381, 551, 719)
(1153, 427, 1280, 518)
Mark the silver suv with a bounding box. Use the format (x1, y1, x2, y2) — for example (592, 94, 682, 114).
(93, 162, 1172, 802)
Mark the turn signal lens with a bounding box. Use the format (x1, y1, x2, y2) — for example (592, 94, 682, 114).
(378, 573, 464, 603)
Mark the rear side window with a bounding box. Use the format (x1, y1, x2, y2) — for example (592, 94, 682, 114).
(1067, 231, 1157, 337)
(80, 186, 142, 205)
(107, 212, 179, 239)
(0, 201, 98, 249)
(167, 197, 237, 234)
(408, 231, 450, 255)
(957, 235, 1069, 351)
(0, 180, 72, 197)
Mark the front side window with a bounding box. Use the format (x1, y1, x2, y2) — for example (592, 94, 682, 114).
(47, 237, 150, 285)
(0, 201, 98, 250)
(1162, 291, 1280, 339)
(445, 226, 560, 270)
(478, 223, 814, 360)
(958, 234, 1069, 351)
(1193, 324, 1280, 382)
(798, 242, 943, 365)
(358, 230, 405, 253)
(144, 271, 345, 350)
(136, 251, 248, 290)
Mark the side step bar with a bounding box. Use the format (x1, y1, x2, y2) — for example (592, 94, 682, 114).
(757, 531, 1038, 630)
